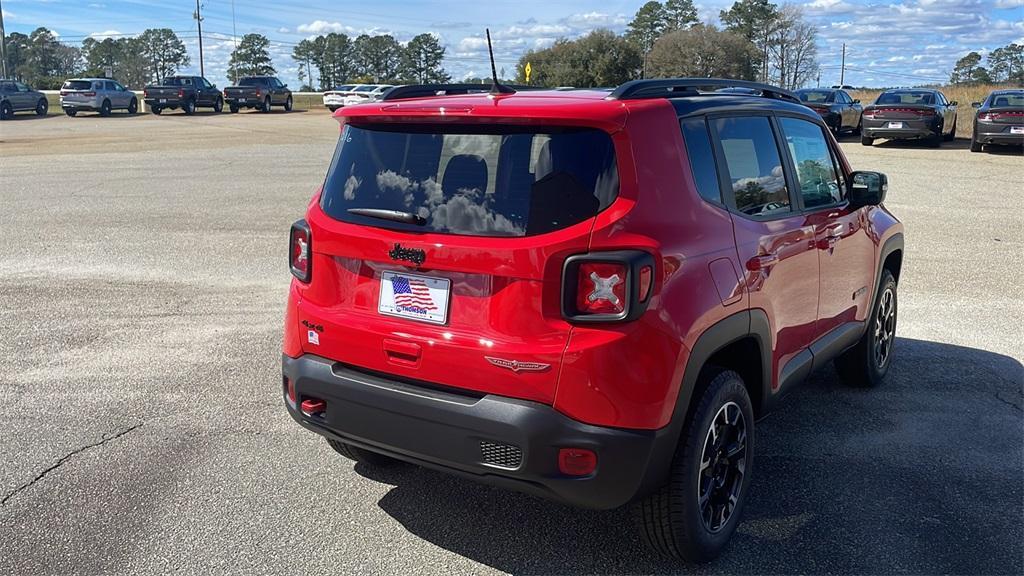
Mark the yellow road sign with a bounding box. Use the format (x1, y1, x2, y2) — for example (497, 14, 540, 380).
(525, 62, 532, 83)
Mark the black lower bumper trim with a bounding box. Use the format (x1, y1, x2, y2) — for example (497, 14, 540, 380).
(282, 354, 673, 509)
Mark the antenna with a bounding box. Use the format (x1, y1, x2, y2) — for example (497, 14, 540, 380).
(486, 29, 515, 95)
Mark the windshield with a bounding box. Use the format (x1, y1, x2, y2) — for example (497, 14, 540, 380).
(161, 77, 193, 87)
(990, 92, 1024, 107)
(798, 90, 832, 103)
(320, 124, 619, 237)
(877, 91, 935, 105)
(239, 78, 264, 86)
(63, 80, 94, 91)
(335, 85, 354, 91)
(354, 86, 377, 92)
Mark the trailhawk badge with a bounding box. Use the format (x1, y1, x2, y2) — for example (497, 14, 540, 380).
(485, 357, 551, 373)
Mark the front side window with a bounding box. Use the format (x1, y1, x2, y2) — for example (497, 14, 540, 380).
(779, 117, 844, 209)
(713, 116, 791, 218)
(16, 82, 30, 92)
(320, 124, 619, 237)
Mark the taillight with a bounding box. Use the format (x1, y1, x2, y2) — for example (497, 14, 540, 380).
(143, 89, 149, 97)
(562, 251, 655, 322)
(178, 89, 184, 99)
(82, 91, 96, 97)
(978, 113, 995, 121)
(255, 89, 262, 97)
(60, 90, 69, 96)
(289, 220, 312, 282)
(223, 90, 229, 97)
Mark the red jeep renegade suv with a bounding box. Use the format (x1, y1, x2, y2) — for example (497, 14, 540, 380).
(281, 79, 904, 562)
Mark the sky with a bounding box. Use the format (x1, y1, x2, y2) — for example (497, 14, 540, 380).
(2, 0, 1023, 89)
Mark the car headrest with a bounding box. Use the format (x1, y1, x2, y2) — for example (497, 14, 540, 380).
(442, 154, 488, 196)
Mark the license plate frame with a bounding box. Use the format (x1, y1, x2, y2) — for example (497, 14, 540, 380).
(159, 98, 167, 104)
(378, 271, 451, 325)
(887, 121, 904, 129)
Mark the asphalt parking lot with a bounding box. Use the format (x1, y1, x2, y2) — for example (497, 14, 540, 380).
(1, 110, 1021, 575)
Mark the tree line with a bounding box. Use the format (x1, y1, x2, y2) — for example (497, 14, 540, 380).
(516, 0, 819, 90)
(950, 44, 1024, 85)
(290, 32, 449, 90)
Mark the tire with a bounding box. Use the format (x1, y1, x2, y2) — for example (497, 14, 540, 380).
(65, 108, 78, 117)
(229, 104, 239, 113)
(927, 132, 942, 148)
(327, 106, 338, 112)
(326, 438, 396, 467)
(284, 95, 293, 111)
(636, 368, 755, 563)
(151, 106, 162, 115)
(861, 135, 874, 146)
(944, 115, 956, 141)
(36, 98, 49, 116)
(183, 99, 196, 115)
(0, 101, 12, 120)
(835, 269, 897, 388)
(854, 118, 862, 135)
(213, 97, 223, 113)
(970, 137, 982, 153)
(261, 97, 272, 113)
(99, 99, 112, 117)
(127, 98, 138, 114)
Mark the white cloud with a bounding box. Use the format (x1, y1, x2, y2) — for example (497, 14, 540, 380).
(297, 20, 348, 34)
(994, 0, 1023, 7)
(89, 30, 122, 40)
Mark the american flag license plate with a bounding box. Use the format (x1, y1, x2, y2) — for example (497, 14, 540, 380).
(378, 271, 451, 325)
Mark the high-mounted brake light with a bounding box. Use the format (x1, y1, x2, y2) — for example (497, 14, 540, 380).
(289, 220, 312, 282)
(562, 251, 656, 323)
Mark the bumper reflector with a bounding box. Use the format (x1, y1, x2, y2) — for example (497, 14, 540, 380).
(558, 448, 598, 476)
(300, 398, 326, 416)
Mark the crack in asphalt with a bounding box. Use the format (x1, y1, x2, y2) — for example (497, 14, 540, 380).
(1, 423, 143, 507)
(995, 391, 1023, 412)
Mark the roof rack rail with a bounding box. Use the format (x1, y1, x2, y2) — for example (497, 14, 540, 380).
(607, 78, 800, 103)
(381, 83, 542, 102)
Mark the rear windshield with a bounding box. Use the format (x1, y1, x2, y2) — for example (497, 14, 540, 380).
(63, 80, 94, 91)
(239, 78, 264, 86)
(353, 86, 377, 92)
(877, 91, 935, 105)
(162, 77, 192, 86)
(990, 93, 1024, 107)
(798, 90, 832, 103)
(320, 124, 619, 237)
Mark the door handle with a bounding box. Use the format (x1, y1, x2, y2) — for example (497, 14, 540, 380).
(746, 253, 779, 271)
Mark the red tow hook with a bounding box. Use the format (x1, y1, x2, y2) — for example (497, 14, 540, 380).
(300, 398, 326, 416)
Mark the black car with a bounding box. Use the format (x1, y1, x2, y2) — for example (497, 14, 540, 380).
(144, 76, 223, 115)
(861, 89, 958, 147)
(795, 88, 863, 135)
(223, 76, 293, 113)
(970, 89, 1024, 152)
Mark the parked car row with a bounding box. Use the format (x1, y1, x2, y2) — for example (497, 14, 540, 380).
(321, 84, 393, 111)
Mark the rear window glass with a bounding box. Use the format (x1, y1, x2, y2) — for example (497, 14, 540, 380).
(798, 90, 832, 103)
(320, 124, 619, 237)
(876, 91, 935, 105)
(63, 80, 93, 91)
(162, 77, 192, 86)
(239, 78, 264, 86)
(990, 93, 1024, 107)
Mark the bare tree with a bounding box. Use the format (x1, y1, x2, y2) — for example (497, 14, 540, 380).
(766, 5, 818, 90)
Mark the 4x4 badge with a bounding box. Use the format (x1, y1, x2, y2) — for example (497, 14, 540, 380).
(389, 243, 426, 266)
(485, 357, 551, 373)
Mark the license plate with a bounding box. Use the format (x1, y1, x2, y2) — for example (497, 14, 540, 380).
(1011, 126, 1024, 135)
(159, 98, 167, 103)
(239, 98, 247, 102)
(378, 271, 451, 325)
(887, 121, 904, 129)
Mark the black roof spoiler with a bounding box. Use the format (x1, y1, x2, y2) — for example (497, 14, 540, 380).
(607, 78, 800, 104)
(380, 83, 543, 102)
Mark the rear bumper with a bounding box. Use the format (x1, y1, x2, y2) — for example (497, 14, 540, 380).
(225, 97, 260, 105)
(60, 100, 99, 110)
(974, 125, 1024, 145)
(282, 353, 672, 509)
(144, 98, 183, 107)
(862, 118, 938, 139)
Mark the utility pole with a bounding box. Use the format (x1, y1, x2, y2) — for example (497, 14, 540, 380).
(194, 0, 205, 77)
(816, 70, 821, 87)
(0, 0, 8, 78)
(839, 43, 846, 86)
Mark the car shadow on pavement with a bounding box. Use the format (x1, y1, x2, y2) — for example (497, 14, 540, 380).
(354, 337, 1023, 575)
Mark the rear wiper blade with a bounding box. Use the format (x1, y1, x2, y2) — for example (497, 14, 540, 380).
(347, 208, 427, 226)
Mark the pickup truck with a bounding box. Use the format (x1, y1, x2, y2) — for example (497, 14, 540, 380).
(143, 75, 223, 115)
(223, 76, 292, 113)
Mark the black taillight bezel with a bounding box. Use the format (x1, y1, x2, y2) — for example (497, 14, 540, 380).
(289, 219, 312, 283)
(561, 250, 655, 323)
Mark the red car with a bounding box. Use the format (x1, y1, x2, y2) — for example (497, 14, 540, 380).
(282, 79, 904, 562)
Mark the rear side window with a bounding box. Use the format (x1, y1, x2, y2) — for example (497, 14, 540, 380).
(680, 118, 721, 204)
(778, 117, 844, 209)
(320, 124, 619, 237)
(713, 117, 791, 218)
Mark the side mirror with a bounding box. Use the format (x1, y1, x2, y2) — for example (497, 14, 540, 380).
(848, 171, 888, 208)
(949, 100, 958, 106)
(212, 84, 218, 89)
(283, 84, 289, 88)
(852, 99, 860, 104)
(972, 102, 981, 108)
